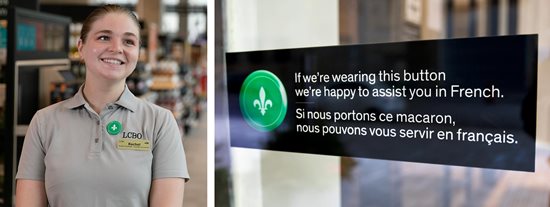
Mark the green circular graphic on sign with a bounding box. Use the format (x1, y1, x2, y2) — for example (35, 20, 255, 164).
(107, 121, 123, 135)
(240, 70, 287, 131)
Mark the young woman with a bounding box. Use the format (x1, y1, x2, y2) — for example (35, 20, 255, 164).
(15, 5, 189, 206)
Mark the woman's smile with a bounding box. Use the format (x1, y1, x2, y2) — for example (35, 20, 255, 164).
(100, 57, 126, 65)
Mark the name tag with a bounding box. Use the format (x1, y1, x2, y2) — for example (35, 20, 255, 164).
(117, 139, 150, 151)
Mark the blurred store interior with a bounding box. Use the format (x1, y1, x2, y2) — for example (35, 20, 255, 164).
(215, 0, 550, 206)
(0, 0, 207, 206)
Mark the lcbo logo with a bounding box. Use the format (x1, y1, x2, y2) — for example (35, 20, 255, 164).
(122, 132, 144, 139)
(239, 70, 287, 131)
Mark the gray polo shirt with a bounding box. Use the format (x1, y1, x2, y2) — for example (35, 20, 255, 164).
(16, 85, 189, 207)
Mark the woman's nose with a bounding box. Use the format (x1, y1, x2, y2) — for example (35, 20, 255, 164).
(109, 39, 123, 53)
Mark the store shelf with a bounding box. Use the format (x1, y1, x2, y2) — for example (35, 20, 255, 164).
(149, 81, 182, 91)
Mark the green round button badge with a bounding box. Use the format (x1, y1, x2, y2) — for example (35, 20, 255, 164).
(107, 121, 123, 135)
(240, 70, 287, 131)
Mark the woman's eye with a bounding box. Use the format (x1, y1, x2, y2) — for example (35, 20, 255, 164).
(97, 35, 110, 41)
(124, 40, 136, 46)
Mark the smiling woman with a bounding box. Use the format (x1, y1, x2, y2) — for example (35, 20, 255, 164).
(78, 9, 140, 92)
(15, 4, 189, 207)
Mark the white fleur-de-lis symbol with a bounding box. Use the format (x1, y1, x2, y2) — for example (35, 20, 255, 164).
(111, 124, 118, 131)
(253, 87, 273, 116)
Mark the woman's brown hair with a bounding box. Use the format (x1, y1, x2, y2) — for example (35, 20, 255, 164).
(80, 4, 140, 43)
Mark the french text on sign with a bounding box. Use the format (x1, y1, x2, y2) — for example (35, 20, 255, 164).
(451, 85, 502, 98)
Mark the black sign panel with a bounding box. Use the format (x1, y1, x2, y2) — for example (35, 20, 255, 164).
(226, 35, 537, 172)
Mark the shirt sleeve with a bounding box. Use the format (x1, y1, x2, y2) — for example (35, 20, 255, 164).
(16, 111, 46, 181)
(152, 108, 190, 181)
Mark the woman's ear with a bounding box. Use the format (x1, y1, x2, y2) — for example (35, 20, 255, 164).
(77, 38, 84, 61)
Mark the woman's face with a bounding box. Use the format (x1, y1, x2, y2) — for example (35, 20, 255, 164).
(78, 12, 139, 83)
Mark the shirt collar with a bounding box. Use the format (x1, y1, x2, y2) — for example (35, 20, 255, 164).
(63, 85, 86, 109)
(115, 85, 138, 112)
(63, 84, 138, 112)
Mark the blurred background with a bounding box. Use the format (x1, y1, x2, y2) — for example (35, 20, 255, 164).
(215, 0, 550, 206)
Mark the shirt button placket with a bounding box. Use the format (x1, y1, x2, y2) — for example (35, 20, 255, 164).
(92, 118, 102, 153)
